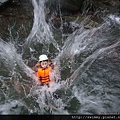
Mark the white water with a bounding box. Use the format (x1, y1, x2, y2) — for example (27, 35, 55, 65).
(0, 0, 120, 115)
(25, 0, 60, 52)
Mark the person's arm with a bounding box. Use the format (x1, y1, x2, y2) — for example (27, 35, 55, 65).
(48, 61, 54, 69)
(32, 62, 40, 72)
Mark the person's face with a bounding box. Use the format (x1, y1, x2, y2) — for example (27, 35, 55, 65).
(40, 61, 48, 68)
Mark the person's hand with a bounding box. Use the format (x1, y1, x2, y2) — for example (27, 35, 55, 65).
(32, 66, 36, 71)
(33, 71, 36, 74)
(51, 64, 54, 69)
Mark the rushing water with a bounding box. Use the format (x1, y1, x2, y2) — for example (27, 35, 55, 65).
(0, 0, 120, 115)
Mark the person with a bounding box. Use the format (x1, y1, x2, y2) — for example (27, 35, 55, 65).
(33, 54, 54, 87)
(33, 54, 60, 98)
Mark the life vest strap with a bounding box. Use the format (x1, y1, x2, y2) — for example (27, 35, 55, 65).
(39, 75, 50, 83)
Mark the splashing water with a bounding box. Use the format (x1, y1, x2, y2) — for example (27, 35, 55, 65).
(0, 0, 120, 115)
(25, 0, 60, 52)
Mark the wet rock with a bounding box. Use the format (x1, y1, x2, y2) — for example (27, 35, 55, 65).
(0, 0, 120, 40)
(45, 0, 85, 16)
(0, 0, 20, 11)
(0, 1, 33, 41)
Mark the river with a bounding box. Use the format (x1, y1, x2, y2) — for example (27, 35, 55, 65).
(0, 0, 120, 115)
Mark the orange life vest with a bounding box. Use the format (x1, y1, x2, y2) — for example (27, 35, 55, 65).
(37, 67, 52, 84)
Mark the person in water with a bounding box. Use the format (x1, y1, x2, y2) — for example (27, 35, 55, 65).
(33, 54, 54, 87)
(33, 54, 59, 98)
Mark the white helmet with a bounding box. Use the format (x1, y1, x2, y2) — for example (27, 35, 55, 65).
(39, 54, 48, 62)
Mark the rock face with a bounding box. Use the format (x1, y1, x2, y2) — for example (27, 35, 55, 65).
(0, 0, 33, 41)
(0, 0, 8, 4)
(45, 0, 120, 31)
(45, 0, 120, 16)
(45, 0, 85, 15)
(0, 0, 20, 11)
(0, 0, 120, 40)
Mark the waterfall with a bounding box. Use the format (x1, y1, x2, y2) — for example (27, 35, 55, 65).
(25, 0, 60, 51)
